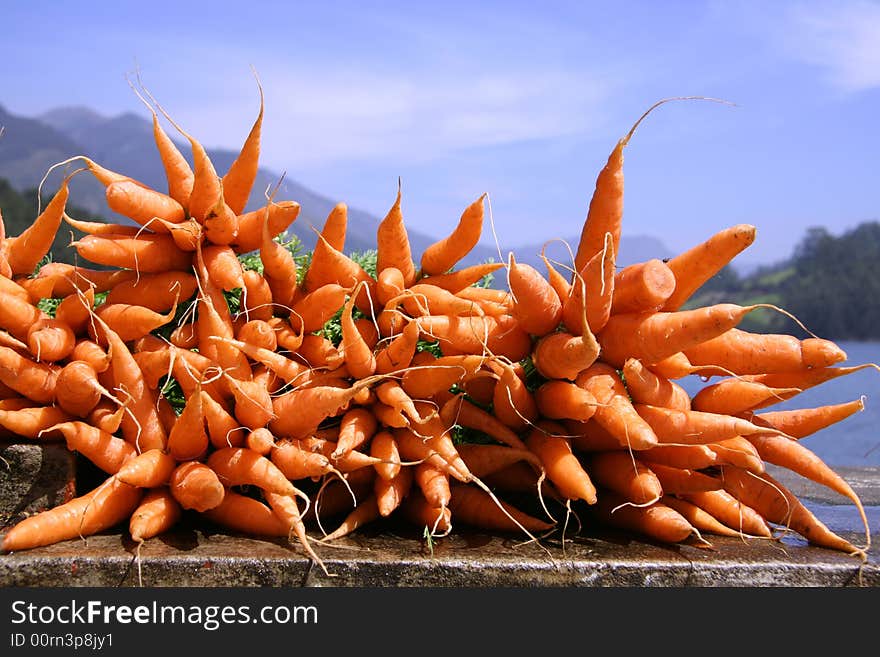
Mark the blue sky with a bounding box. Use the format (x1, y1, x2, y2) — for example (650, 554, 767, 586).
(3, 0, 879, 266)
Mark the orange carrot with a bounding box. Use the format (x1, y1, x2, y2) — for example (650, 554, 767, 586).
(611, 258, 676, 315)
(439, 393, 528, 449)
(679, 489, 772, 538)
(684, 329, 847, 375)
(129, 487, 183, 543)
(333, 407, 378, 460)
(0, 476, 143, 553)
(588, 451, 663, 505)
(635, 403, 773, 445)
(660, 495, 745, 538)
(375, 464, 414, 517)
(576, 363, 658, 450)
(448, 484, 554, 534)
(233, 200, 300, 254)
(563, 231, 615, 335)
(105, 180, 185, 228)
(49, 420, 136, 473)
(644, 462, 722, 494)
(662, 223, 757, 312)
(0, 345, 59, 405)
(639, 444, 719, 471)
(534, 380, 599, 422)
(621, 358, 691, 411)
(421, 262, 504, 295)
(114, 449, 176, 488)
(400, 491, 452, 534)
(54, 360, 116, 418)
(167, 387, 209, 461)
(203, 490, 288, 536)
(376, 186, 416, 286)
(591, 492, 695, 544)
(221, 77, 264, 215)
(5, 173, 72, 276)
(28, 317, 76, 363)
(597, 303, 767, 369)
(456, 442, 545, 479)
(525, 422, 597, 504)
(169, 461, 226, 512)
(507, 252, 563, 337)
(71, 233, 192, 273)
(414, 462, 452, 509)
(744, 398, 866, 439)
(2, 405, 71, 439)
(340, 283, 377, 379)
(420, 194, 486, 276)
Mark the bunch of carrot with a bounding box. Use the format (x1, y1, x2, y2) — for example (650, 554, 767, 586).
(0, 87, 874, 573)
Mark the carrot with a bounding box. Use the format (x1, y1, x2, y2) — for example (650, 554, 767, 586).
(104, 271, 196, 315)
(741, 364, 879, 404)
(688, 378, 797, 416)
(2, 405, 71, 439)
(225, 375, 275, 431)
(620, 358, 691, 411)
(129, 487, 183, 544)
(264, 491, 328, 574)
(167, 387, 209, 461)
(200, 390, 247, 449)
(719, 466, 862, 556)
(422, 262, 504, 295)
(588, 451, 663, 505)
(611, 258, 676, 315)
(706, 436, 764, 473)
(87, 398, 127, 435)
(105, 180, 185, 228)
(540, 246, 572, 303)
(639, 444, 719, 471)
(375, 464, 414, 517)
(376, 267, 406, 307)
(71, 233, 192, 273)
(28, 317, 76, 363)
(0, 345, 59, 405)
(5, 172, 72, 276)
(246, 427, 276, 456)
(221, 76, 264, 215)
(289, 284, 348, 334)
(507, 252, 563, 337)
(0, 476, 143, 553)
(534, 380, 599, 423)
(241, 268, 274, 322)
(69, 339, 110, 373)
(208, 446, 301, 498)
(203, 490, 288, 537)
(448, 484, 554, 534)
(597, 303, 768, 369)
(420, 194, 486, 276)
(374, 319, 420, 374)
(320, 495, 382, 541)
(643, 462, 722, 494)
(93, 313, 167, 452)
(660, 495, 745, 538)
(333, 407, 379, 459)
(270, 377, 379, 439)
(414, 462, 452, 509)
(54, 360, 116, 417)
(576, 363, 658, 450)
(62, 212, 141, 237)
(114, 449, 176, 488)
(0, 287, 43, 341)
(303, 233, 375, 302)
(376, 185, 416, 286)
(28, 262, 137, 298)
(679, 489, 772, 538)
(293, 334, 344, 371)
(744, 398, 866, 439)
(635, 403, 775, 445)
(567, 418, 627, 452)
(48, 421, 136, 473)
(488, 361, 538, 431)
(237, 319, 278, 352)
(563, 231, 615, 335)
(233, 200, 300, 254)
(168, 461, 226, 512)
(340, 283, 377, 379)
(394, 421, 470, 483)
(390, 283, 483, 318)
(525, 422, 597, 504)
(365, 433, 397, 483)
(55, 287, 96, 338)
(439, 393, 528, 449)
(662, 223, 757, 312)
(400, 354, 485, 400)
(95, 299, 179, 343)
(591, 492, 695, 544)
(456, 442, 545, 479)
(684, 329, 848, 375)
(746, 433, 870, 547)
(400, 491, 452, 535)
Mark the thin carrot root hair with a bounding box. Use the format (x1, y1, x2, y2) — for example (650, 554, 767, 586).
(621, 96, 737, 148)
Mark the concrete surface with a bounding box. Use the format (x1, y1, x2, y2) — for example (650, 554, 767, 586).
(1, 464, 876, 587)
(0, 442, 76, 527)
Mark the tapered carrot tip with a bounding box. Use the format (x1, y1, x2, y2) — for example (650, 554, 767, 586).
(802, 338, 847, 368)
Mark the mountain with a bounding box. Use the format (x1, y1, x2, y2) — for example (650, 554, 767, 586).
(1, 103, 672, 275)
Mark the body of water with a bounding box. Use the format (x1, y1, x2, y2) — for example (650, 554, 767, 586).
(677, 341, 880, 468)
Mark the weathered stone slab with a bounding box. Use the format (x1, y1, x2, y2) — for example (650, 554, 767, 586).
(0, 442, 77, 528)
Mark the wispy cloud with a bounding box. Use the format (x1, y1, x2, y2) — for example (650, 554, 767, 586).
(783, 0, 880, 92)
(251, 65, 610, 169)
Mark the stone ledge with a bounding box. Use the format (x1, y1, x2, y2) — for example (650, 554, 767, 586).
(1, 465, 877, 587)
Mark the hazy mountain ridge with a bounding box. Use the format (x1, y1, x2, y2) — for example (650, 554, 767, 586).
(1, 103, 672, 271)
